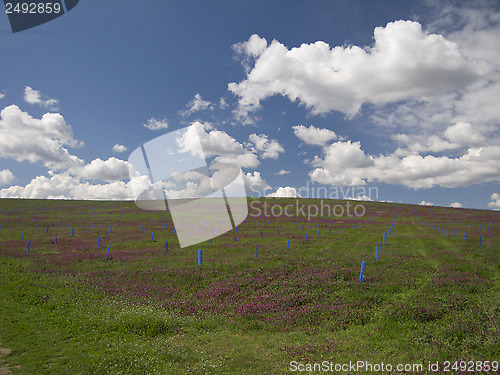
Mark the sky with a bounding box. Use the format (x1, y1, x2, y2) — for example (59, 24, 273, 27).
(1, 0, 500, 210)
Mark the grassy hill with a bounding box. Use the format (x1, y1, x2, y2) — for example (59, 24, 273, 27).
(0, 198, 498, 374)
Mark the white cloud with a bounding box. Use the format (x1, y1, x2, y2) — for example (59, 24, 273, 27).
(76, 157, 129, 182)
(0, 105, 84, 170)
(392, 133, 456, 154)
(176, 122, 260, 169)
(391, 121, 487, 154)
(244, 171, 270, 193)
(233, 33, 268, 58)
(267, 186, 300, 198)
(163, 183, 210, 200)
(310, 141, 373, 186)
(219, 97, 228, 109)
(435, 4, 500, 71)
(231, 105, 260, 126)
(248, 133, 284, 159)
(248, 133, 267, 151)
(261, 140, 284, 159)
(454, 80, 500, 126)
(371, 6, 500, 149)
(276, 169, 290, 175)
(23, 86, 59, 109)
(420, 201, 434, 206)
(0, 172, 134, 200)
(444, 121, 485, 146)
(181, 94, 214, 116)
(346, 195, 373, 201)
(309, 139, 500, 189)
(0, 104, 140, 198)
(293, 125, 338, 146)
(487, 193, 500, 209)
(143, 117, 168, 130)
(0, 93, 5, 100)
(112, 144, 128, 153)
(229, 21, 483, 117)
(179, 121, 244, 156)
(371, 93, 457, 130)
(371, 84, 499, 146)
(420, 1, 500, 126)
(0, 169, 15, 186)
(450, 202, 463, 208)
(213, 152, 259, 169)
(160, 171, 220, 200)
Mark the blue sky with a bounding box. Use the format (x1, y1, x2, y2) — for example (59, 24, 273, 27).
(1, 0, 500, 209)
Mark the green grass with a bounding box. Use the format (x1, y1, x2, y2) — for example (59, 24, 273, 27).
(0, 198, 499, 374)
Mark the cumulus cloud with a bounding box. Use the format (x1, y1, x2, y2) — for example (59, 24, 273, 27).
(112, 144, 128, 153)
(0, 169, 15, 186)
(371, 5, 500, 150)
(444, 121, 485, 146)
(454, 80, 500, 126)
(391, 121, 487, 154)
(179, 122, 244, 156)
(309, 139, 500, 189)
(181, 94, 214, 116)
(75, 157, 130, 182)
(0, 172, 134, 200)
(233, 33, 268, 58)
(293, 125, 338, 146)
(487, 193, 500, 209)
(248, 133, 284, 159)
(129, 123, 267, 200)
(420, 201, 434, 206)
(158, 170, 227, 200)
(23, 86, 59, 109)
(231, 105, 261, 126)
(450, 202, 463, 208)
(310, 141, 373, 186)
(371, 93, 458, 130)
(229, 21, 483, 117)
(392, 133, 456, 154)
(267, 186, 300, 198)
(143, 117, 169, 130)
(213, 152, 259, 169)
(0, 93, 5, 100)
(433, 3, 500, 79)
(276, 169, 290, 175)
(219, 97, 228, 109)
(176, 121, 260, 169)
(346, 195, 373, 201)
(0, 105, 84, 170)
(244, 171, 270, 194)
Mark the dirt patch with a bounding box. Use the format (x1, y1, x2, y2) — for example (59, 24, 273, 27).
(0, 346, 12, 375)
(0, 347, 12, 375)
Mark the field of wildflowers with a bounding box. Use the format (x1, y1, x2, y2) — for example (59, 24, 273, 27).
(0, 198, 498, 374)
